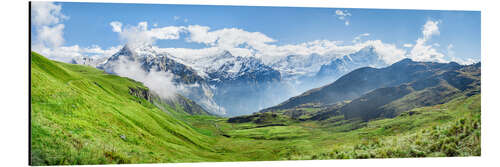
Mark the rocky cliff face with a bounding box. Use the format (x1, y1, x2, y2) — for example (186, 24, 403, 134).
(128, 86, 210, 115)
(128, 86, 153, 102)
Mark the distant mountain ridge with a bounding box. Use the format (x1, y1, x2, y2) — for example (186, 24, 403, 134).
(315, 46, 386, 84)
(102, 45, 206, 84)
(261, 58, 464, 113)
(290, 46, 390, 93)
(70, 56, 108, 67)
(229, 59, 479, 126)
(324, 62, 480, 121)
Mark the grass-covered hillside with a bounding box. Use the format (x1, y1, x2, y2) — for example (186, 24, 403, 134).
(30, 52, 481, 165)
(30, 52, 219, 165)
(209, 94, 480, 160)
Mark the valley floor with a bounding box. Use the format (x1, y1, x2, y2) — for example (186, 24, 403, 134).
(179, 94, 480, 161)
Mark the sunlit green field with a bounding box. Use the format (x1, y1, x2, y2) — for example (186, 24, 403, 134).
(189, 94, 480, 160)
(30, 52, 222, 165)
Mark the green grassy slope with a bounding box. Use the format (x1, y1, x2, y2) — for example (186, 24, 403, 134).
(311, 94, 481, 159)
(208, 94, 480, 160)
(30, 52, 220, 165)
(30, 52, 480, 164)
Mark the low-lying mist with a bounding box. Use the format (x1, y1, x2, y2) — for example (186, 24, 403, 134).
(104, 55, 227, 115)
(100, 49, 349, 116)
(109, 56, 178, 100)
(104, 55, 345, 116)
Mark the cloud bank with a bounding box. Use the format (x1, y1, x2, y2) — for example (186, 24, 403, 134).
(108, 21, 408, 65)
(31, 2, 67, 48)
(32, 3, 475, 66)
(109, 56, 178, 99)
(406, 20, 459, 64)
(31, 2, 121, 62)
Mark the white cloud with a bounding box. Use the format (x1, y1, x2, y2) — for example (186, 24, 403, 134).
(403, 43, 413, 48)
(185, 25, 216, 45)
(137, 22, 148, 31)
(31, 2, 68, 48)
(352, 33, 370, 43)
(34, 44, 122, 63)
(361, 40, 407, 64)
(185, 25, 276, 50)
(30, 3, 123, 64)
(335, 9, 351, 20)
(31, 2, 68, 26)
(150, 24, 405, 65)
(121, 22, 405, 65)
(37, 24, 65, 48)
(335, 9, 351, 26)
(32, 3, 474, 68)
(110, 21, 123, 33)
(407, 20, 447, 63)
(31, 2, 122, 63)
(36, 10, 471, 68)
(173, 16, 189, 23)
(450, 57, 476, 65)
(422, 20, 440, 40)
(110, 56, 178, 99)
(115, 22, 186, 48)
(149, 26, 185, 40)
(408, 38, 446, 62)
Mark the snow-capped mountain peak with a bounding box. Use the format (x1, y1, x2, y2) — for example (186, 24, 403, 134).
(71, 43, 395, 116)
(315, 46, 387, 82)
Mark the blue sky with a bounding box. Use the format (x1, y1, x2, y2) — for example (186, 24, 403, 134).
(31, 2, 480, 64)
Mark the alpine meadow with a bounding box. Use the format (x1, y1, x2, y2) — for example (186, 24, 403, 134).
(30, 2, 481, 165)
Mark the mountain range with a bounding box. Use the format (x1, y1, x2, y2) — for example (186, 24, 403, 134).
(232, 58, 480, 123)
(71, 44, 410, 116)
(262, 58, 464, 111)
